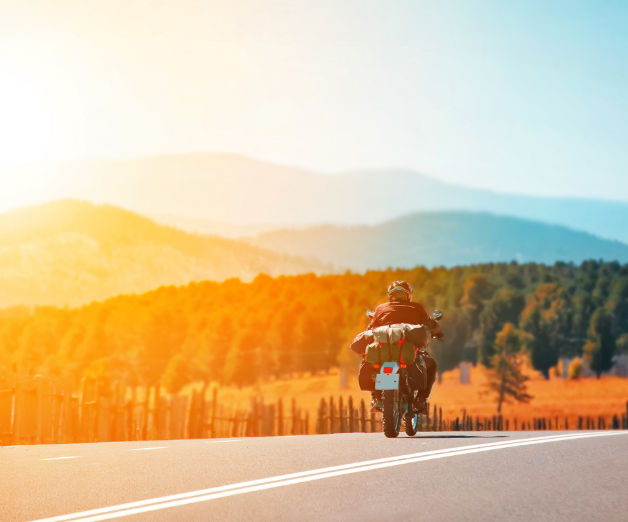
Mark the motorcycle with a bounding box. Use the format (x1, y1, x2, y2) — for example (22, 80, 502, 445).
(365, 309, 443, 438)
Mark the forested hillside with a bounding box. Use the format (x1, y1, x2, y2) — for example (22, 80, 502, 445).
(0, 200, 328, 307)
(247, 212, 628, 270)
(1, 261, 625, 392)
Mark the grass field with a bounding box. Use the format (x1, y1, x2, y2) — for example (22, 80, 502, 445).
(211, 364, 628, 427)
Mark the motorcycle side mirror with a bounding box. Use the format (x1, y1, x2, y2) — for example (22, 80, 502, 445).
(366, 310, 375, 318)
(432, 309, 443, 321)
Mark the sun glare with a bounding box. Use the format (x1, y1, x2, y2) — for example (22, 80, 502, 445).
(0, 75, 54, 165)
(0, 71, 57, 211)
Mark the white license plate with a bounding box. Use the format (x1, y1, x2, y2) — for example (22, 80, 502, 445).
(375, 373, 399, 390)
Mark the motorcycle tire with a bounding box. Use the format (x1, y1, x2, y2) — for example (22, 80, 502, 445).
(405, 389, 419, 436)
(383, 390, 401, 438)
(405, 411, 419, 436)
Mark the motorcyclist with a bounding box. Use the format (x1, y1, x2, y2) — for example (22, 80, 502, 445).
(367, 280, 443, 413)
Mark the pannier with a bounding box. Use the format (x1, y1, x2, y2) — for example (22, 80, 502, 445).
(358, 361, 376, 391)
(364, 324, 416, 365)
(405, 324, 428, 348)
(349, 330, 374, 355)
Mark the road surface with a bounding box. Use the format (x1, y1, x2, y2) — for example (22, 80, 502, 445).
(2, 431, 627, 521)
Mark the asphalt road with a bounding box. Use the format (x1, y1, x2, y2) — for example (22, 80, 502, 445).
(2, 431, 627, 522)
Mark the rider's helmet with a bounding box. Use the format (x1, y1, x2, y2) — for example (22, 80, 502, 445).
(387, 280, 413, 302)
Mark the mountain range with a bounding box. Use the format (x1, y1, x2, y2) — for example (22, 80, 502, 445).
(2, 200, 627, 307)
(246, 212, 628, 271)
(0, 200, 327, 307)
(7, 153, 628, 243)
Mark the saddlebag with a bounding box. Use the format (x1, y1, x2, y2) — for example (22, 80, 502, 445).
(358, 361, 376, 391)
(365, 342, 381, 365)
(405, 324, 428, 348)
(365, 325, 416, 365)
(349, 330, 374, 355)
(407, 359, 426, 393)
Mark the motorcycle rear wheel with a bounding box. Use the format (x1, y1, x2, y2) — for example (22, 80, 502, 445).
(405, 390, 419, 436)
(383, 390, 401, 438)
(405, 411, 419, 436)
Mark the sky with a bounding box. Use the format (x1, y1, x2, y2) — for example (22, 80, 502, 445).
(1, 0, 627, 201)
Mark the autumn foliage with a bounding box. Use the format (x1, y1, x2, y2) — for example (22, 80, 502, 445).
(0, 261, 626, 393)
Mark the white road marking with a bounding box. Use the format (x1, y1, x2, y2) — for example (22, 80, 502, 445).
(40, 457, 81, 461)
(129, 446, 167, 451)
(32, 431, 628, 522)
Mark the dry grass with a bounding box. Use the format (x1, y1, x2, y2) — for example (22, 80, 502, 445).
(209, 365, 628, 426)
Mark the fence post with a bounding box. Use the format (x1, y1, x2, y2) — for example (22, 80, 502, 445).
(277, 398, 283, 436)
(210, 388, 217, 438)
(250, 398, 258, 437)
(61, 378, 75, 443)
(348, 396, 354, 432)
(35, 375, 46, 444)
(256, 396, 264, 436)
(338, 396, 345, 433)
(316, 398, 327, 434)
(329, 396, 335, 433)
(141, 386, 150, 440)
(230, 407, 239, 437)
(188, 389, 198, 438)
(359, 399, 367, 433)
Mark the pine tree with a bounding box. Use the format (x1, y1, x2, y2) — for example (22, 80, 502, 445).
(486, 323, 533, 413)
(584, 310, 616, 378)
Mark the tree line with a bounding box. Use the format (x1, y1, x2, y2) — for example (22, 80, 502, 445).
(0, 260, 626, 392)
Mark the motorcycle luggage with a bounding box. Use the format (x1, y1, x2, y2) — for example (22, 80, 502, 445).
(349, 330, 374, 355)
(358, 361, 376, 391)
(400, 342, 416, 365)
(407, 361, 426, 392)
(405, 324, 428, 347)
(365, 342, 381, 364)
(372, 325, 404, 344)
(369, 325, 416, 364)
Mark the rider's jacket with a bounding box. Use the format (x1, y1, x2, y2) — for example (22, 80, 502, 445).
(367, 301, 443, 338)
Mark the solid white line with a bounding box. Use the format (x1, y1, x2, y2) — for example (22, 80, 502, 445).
(129, 447, 167, 451)
(40, 457, 81, 461)
(32, 431, 627, 522)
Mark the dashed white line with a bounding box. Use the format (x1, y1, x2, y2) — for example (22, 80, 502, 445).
(40, 456, 81, 461)
(129, 446, 167, 451)
(31, 431, 628, 522)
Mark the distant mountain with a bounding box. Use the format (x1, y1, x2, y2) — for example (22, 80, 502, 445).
(149, 213, 293, 238)
(7, 153, 628, 243)
(246, 212, 628, 271)
(0, 200, 328, 307)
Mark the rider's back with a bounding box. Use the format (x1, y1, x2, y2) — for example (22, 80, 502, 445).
(368, 301, 433, 330)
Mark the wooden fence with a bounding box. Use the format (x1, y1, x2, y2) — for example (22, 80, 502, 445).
(314, 397, 628, 433)
(0, 375, 309, 445)
(1, 375, 626, 445)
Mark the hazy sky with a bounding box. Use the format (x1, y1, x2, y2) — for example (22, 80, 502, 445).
(1, 0, 627, 200)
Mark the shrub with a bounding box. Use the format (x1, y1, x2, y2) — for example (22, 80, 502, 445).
(567, 357, 583, 380)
